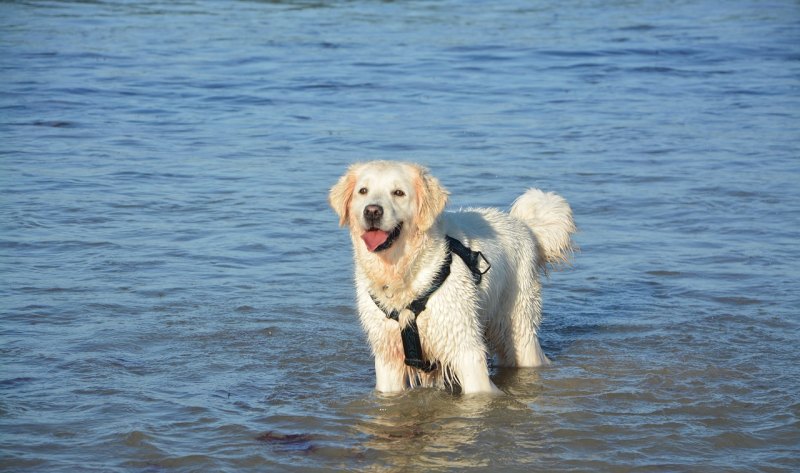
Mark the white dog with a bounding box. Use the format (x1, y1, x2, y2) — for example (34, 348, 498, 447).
(329, 161, 575, 394)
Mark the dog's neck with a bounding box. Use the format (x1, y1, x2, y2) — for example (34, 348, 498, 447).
(355, 222, 447, 308)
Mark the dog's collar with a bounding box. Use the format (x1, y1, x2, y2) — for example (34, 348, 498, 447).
(369, 235, 491, 373)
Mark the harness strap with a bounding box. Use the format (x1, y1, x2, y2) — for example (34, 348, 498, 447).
(445, 235, 491, 284)
(399, 319, 438, 372)
(369, 235, 490, 373)
(369, 291, 440, 372)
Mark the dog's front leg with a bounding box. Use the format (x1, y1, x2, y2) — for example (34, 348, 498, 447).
(373, 356, 406, 393)
(425, 288, 501, 395)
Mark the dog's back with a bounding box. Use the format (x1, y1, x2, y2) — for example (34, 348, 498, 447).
(439, 189, 576, 368)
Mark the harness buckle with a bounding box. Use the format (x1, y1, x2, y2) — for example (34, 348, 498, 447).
(475, 251, 491, 275)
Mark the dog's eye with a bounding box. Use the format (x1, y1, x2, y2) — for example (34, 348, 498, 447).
(393, 189, 406, 197)
(358, 187, 368, 195)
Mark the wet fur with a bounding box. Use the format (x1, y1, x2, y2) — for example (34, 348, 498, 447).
(330, 161, 576, 394)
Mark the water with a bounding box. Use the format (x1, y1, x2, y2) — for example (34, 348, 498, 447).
(1, 0, 799, 471)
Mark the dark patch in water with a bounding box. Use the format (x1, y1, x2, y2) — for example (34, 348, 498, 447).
(31, 120, 73, 128)
(713, 296, 762, 306)
(0, 377, 36, 387)
(256, 431, 316, 453)
(646, 270, 683, 277)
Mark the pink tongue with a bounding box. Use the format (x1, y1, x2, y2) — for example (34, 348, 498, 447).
(362, 229, 390, 252)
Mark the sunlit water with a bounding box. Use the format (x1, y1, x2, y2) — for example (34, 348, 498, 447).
(2, 1, 799, 471)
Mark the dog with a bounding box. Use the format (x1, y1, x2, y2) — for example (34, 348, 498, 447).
(329, 161, 575, 394)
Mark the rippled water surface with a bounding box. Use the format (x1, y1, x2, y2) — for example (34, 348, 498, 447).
(2, 1, 799, 471)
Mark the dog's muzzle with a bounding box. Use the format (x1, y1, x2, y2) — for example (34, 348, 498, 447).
(361, 222, 403, 252)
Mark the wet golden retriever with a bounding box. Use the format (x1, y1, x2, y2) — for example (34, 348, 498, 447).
(330, 161, 575, 394)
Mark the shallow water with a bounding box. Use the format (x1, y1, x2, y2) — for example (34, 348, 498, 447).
(1, 0, 799, 471)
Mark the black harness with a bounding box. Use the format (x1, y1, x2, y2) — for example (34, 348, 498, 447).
(369, 236, 490, 373)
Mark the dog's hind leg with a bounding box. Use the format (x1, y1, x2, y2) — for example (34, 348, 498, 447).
(508, 295, 550, 367)
(504, 265, 550, 368)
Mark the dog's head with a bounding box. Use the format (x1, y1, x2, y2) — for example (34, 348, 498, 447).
(329, 161, 449, 253)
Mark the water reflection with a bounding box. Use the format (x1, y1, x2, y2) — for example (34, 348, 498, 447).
(346, 368, 544, 471)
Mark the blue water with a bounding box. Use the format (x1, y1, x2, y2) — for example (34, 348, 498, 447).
(2, 1, 799, 471)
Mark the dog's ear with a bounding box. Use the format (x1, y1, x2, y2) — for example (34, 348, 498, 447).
(413, 164, 449, 232)
(329, 165, 358, 227)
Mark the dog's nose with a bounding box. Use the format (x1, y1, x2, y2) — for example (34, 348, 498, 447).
(363, 205, 383, 225)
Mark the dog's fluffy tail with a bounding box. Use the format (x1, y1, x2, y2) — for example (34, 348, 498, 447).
(510, 188, 577, 268)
